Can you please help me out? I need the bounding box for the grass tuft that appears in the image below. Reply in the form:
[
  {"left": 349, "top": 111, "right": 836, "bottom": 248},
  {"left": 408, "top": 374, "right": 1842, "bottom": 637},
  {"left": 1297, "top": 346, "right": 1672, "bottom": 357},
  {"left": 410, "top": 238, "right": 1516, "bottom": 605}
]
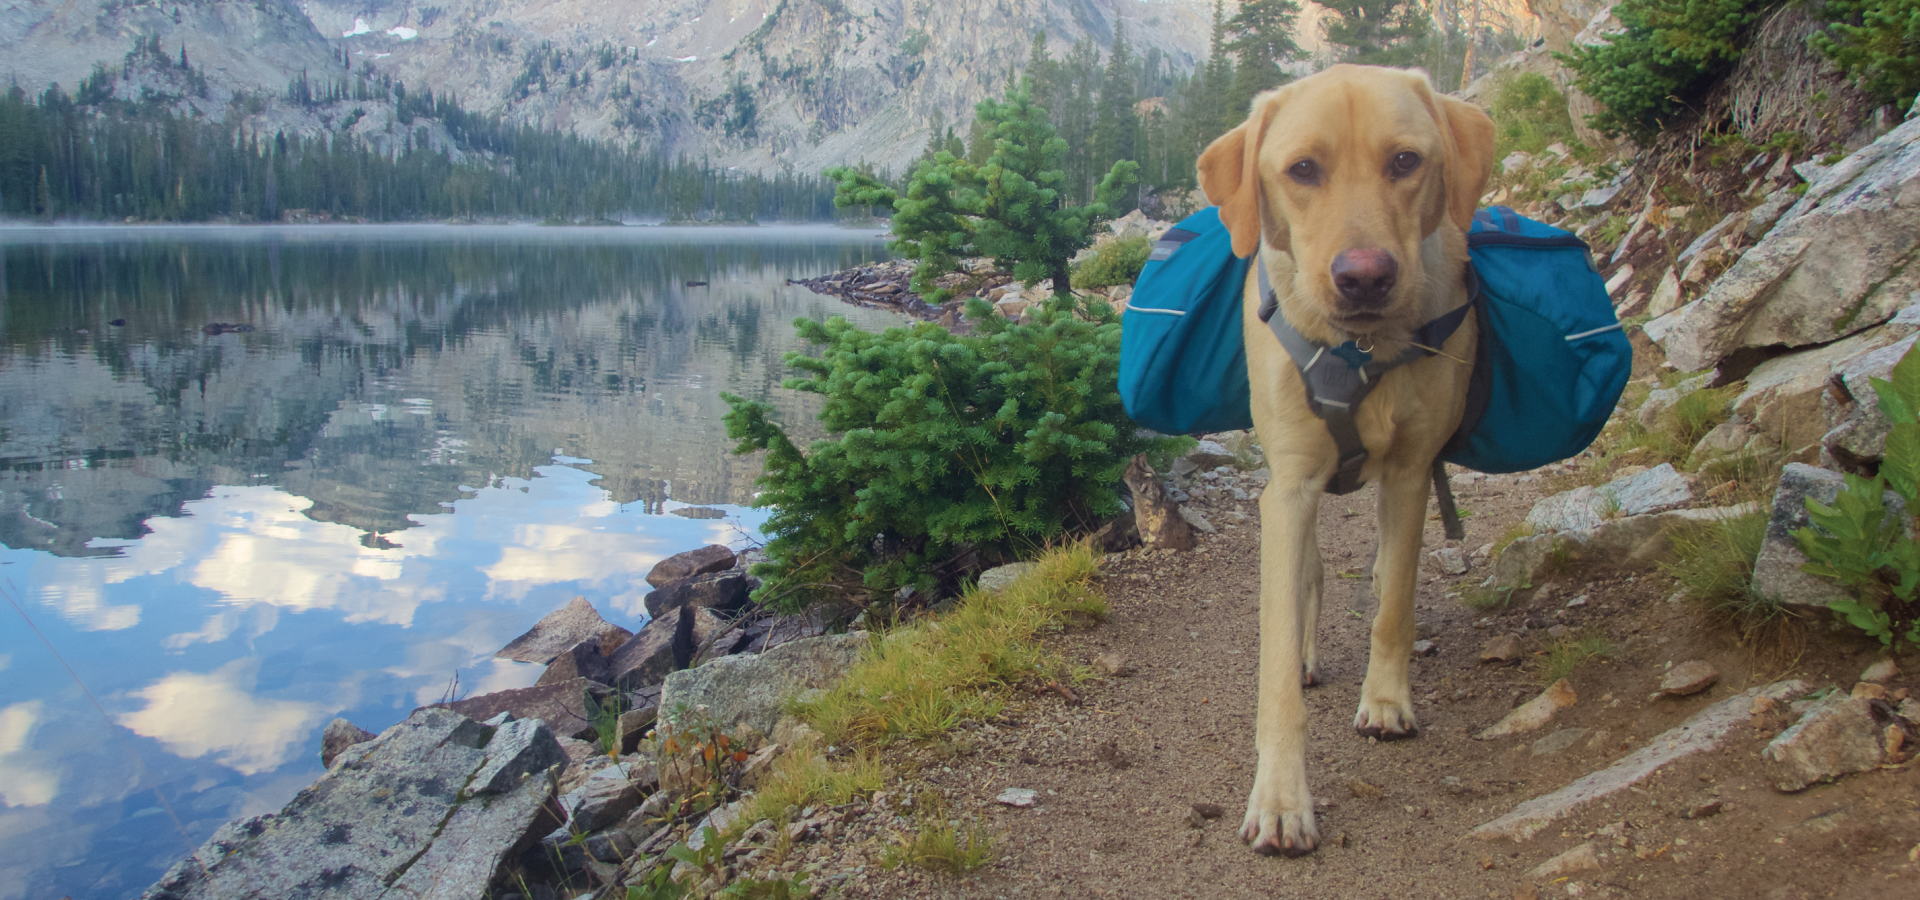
[
  {"left": 795, "top": 542, "right": 1107, "bottom": 746},
  {"left": 1532, "top": 633, "right": 1614, "bottom": 685},
  {"left": 745, "top": 738, "right": 887, "bottom": 827}
]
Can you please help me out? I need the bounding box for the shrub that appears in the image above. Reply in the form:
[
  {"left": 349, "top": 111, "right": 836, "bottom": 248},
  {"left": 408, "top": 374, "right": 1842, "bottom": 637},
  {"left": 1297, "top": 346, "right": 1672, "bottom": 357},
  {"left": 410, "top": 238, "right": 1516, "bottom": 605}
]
[
  {"left": 1560, "top": 0, "right": 1775, "bottom": 141},
  {"left": 1489, "top": 73, "right": 1586, "bottom": 160},
  {"left": 1797, "top": 341, "right": 1920, "bottom": 649},
  {"left": 1069, "top": 235, "right": 1151, "bottom": 289},
  {"left": 1812, "top": 0, "right": 1920, "bottom": 108},
  {"left": 723, "top": 296, "right": 1182, "bottom": 612}
]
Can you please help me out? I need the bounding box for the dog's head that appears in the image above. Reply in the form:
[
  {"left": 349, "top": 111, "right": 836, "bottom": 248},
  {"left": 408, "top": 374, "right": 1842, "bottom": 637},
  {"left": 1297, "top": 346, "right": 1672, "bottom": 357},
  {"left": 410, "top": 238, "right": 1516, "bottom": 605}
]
[{"left": 1199, "top": 65, "right": 1496, "bottom": 338}]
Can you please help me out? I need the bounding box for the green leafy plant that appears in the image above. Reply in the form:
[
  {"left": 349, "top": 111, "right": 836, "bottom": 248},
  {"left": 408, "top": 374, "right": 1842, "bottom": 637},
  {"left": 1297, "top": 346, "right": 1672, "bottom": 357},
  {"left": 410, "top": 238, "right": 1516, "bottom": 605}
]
[
  {"left": 723, "top": 297, "right": 1182, "bottom": 612},
  {"left": 583, "top": 689, "right": 629, "bottom": 757},
  {"left": 1069, "top": 235, "right": 1151, "bottom": 289},
  {"left": 1812, "top": 0, "right": 1920, "bottom": 108},
  {"left": 1559, "top": 0, "right": 1773, "bottom": 141},
  {"left": 1488, "top": 73, "right": 1586, "bottom": 160},
  {"left": 1796, "top": 341, "right": 1920, "bottom": 649}
]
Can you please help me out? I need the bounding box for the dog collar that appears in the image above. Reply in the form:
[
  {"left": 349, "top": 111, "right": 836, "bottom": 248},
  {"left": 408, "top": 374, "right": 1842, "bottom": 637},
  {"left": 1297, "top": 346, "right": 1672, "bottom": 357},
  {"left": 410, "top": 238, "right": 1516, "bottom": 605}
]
[{"left": 1256, "top": 256, "right": 1477, "bottom": 495}]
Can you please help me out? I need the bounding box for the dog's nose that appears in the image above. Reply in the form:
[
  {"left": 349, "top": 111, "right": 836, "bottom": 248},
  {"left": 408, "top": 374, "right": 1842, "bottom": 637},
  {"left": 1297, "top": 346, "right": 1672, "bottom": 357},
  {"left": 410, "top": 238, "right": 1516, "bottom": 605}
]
[{"left": 1331, "top": 248, "right": 1398, "bottom": 308}]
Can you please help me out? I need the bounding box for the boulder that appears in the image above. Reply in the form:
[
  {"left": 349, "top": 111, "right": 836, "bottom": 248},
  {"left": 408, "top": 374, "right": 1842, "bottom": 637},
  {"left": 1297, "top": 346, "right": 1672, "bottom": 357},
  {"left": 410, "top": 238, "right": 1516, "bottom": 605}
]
[
  {"left": 1430, "top": 547, "right": 1470, "bottom": 575},
  {"left": 1823, "top": 331, "right": 1920, "bottom": 466},
  {"left": 1486, "top": 504, "right": 1759, "bottom": 591},
  {"left": 495, "top": 596, "right": 633, "bottom": 664},
  {"left": 608, "top": 605, "right": 728, "bottom": 691},
  {"left": 1732, "top": 326, "right": 1905, "bottom": 453},
  {"left": 558, "top": 759, "right": 654, "bottom": 833},
  {"left": 738, "top": 615, "right": 828, "bottom": 654},
  {"left": 1123, "top": 456, "right": 1195, "bottom": 551},
  {"left": 536, "top": 638, "right": 612, "bottom": 688},
  {"left": 1763, "top": 691, "right": 1888, "bottom": 791},
  {"left": 319, "top": 718, "right": 375, "bottom": 769},
  {"left": 976, "top": 562, "right": 1037, "bottom": 593},
  {"left": 645, "top": 544, "right": 738, "bottom": 588},
  {"left": 658, "top": 632, "right": 869, "bottom": 737},
  {"left": 642, "top": 571, "right": 752, "bottom": 620},
  {"left": 1522, "top": 464, "right": 1694, "bottom": 534},
  {"left": 1751, "top": 463, "right": 1908, "bottom": 606},
  {"left": 1655, "top": 112, "right": 1920, "bottom": 372},
  {"left": 141, "top": 709, "right": 564, "bottom": 900},
  {"left": 437, "top": 678, "right": 612, "bottom": 742}
]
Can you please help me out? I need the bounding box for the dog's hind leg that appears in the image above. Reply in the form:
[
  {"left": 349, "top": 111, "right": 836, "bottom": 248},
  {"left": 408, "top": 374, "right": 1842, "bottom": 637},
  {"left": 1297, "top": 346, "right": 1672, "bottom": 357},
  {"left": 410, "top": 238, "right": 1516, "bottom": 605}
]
[
  {"left": 1300, "top": 528, "right": 1323, "bottom": 687},
  {"left": 1242, "top": 472, "right": 1323, "bottom": 857},
  {"left": 1354, "top": 460, "right": 1428, "bottom": 740}
]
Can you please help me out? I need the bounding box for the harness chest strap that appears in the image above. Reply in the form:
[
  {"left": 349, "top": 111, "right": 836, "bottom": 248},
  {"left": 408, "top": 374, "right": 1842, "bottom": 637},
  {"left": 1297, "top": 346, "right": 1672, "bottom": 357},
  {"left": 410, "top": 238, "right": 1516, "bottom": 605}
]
[{"left": 1254, "top": 255, "right": 1476, "bottom": 498}]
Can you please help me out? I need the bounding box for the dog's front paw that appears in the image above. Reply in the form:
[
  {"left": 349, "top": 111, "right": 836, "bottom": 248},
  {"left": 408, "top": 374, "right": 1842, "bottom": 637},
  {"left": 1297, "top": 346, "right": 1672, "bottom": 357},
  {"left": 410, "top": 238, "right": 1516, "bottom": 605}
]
[
  {"left": 1240, "top": 796, "right": 1319, "bottom": 857},
  {"left": 1353, "top": 695, "right": 1419, "bottom": 740}
]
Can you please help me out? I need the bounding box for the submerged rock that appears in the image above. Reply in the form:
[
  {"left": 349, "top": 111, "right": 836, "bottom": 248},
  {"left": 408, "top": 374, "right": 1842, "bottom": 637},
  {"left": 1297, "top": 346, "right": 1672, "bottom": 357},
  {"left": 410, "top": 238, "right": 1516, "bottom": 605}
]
[{"left": 142, "top": 708, "right": 564, "bottom": 900}]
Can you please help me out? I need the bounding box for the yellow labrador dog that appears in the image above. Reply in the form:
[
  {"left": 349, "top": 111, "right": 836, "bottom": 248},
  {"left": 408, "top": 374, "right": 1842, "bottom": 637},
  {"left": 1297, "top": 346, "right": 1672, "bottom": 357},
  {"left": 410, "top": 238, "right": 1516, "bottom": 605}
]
[{"left": 1197, "top": 65, "right": 1495, "bottom": 857}]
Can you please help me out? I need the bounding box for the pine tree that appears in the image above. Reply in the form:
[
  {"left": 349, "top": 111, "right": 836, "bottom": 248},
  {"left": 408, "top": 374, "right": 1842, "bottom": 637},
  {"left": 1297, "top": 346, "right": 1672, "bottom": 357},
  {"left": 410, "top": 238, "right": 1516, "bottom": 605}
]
[
  {"left": 1092, "top": 20, "right": 1140, "bottom": 213},
  {"left": 1226, "top": 0, "right": 1303, "bottom": 114},
  {"left": 826, "top": 79, "right": 1137, "bottom": 302},
  {"left": 1321, "top": 0, "right": 1433, "bottom": 67}
]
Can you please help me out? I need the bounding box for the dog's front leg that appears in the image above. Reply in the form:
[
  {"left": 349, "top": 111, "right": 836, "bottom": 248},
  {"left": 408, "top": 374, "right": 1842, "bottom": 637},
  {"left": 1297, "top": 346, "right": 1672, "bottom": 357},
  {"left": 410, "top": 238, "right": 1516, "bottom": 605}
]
[
  {"left": 1355, "top": 460, "right": 1428, "bottom": 739},
  {"left": 1242, "top": 470, "right": 1322, "bottom": 857}
]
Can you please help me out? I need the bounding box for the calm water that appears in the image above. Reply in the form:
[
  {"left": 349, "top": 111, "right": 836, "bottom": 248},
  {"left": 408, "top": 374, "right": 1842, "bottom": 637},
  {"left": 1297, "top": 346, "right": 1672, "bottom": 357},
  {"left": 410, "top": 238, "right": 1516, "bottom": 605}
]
[{"left": 0, "top": 224, "right": 899, "bottom": 900}]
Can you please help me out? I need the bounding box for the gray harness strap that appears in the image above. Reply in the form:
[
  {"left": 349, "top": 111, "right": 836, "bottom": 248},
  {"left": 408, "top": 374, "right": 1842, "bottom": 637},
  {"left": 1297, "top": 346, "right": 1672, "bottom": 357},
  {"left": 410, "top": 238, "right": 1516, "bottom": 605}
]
[{"left": 1256, "top": 257, "right": 1474, "bottom": 514}]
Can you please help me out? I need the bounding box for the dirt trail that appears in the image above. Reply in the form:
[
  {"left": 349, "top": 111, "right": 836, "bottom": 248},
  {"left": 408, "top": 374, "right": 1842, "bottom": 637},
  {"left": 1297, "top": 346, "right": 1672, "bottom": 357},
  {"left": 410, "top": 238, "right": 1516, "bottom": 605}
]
[{"left": 851, "top": 472, "right": 1920, "bottom": 900}]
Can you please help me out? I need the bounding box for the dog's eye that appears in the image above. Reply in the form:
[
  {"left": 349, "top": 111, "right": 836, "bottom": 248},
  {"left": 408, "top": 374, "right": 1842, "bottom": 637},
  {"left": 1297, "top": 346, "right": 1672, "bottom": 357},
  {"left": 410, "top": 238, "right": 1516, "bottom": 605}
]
[
  {"left": 1390, "top": 151, "right": 1422, "bottom": 177},
  {"left": 1288, "top": 159, "right": 1320, "bottom": 185}
]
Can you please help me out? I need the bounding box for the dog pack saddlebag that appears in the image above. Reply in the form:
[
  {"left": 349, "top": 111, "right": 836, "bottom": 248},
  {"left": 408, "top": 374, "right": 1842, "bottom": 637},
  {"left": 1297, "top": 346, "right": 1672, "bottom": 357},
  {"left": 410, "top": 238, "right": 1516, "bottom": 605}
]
[
  {"left": 1439, "top": 206, "right": 1632, "bottom": 474},
  {"left": 1117, "top": 206, "right": 1255, "bottom": 435}
]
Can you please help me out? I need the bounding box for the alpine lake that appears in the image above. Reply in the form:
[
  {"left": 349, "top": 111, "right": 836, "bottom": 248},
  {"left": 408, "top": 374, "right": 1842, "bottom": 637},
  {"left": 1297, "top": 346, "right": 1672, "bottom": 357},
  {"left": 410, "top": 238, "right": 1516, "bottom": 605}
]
[{"left": 0, "top": 224, "right": 900, "bottom": 900}]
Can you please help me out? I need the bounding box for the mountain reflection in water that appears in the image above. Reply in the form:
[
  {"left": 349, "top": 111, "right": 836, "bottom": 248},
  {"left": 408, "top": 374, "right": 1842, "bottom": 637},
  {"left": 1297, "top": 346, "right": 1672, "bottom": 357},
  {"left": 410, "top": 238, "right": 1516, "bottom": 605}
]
[{"left": 0, "top": 224, "right": 899, "bottom": 900}]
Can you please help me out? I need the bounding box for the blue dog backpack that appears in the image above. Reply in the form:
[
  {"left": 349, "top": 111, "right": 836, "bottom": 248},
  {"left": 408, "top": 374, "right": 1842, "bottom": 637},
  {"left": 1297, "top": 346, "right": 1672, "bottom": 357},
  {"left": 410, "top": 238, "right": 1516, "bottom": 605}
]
[{"left": 1117, "top": 205, "right": 1631, "bottom": 475}]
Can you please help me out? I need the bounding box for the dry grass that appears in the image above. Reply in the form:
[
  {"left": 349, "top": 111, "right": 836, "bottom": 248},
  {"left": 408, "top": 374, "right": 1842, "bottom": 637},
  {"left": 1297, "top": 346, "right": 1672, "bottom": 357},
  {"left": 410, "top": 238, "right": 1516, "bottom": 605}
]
[{"left": 794, "top": 542, "right": 1106, "bottom": 746}]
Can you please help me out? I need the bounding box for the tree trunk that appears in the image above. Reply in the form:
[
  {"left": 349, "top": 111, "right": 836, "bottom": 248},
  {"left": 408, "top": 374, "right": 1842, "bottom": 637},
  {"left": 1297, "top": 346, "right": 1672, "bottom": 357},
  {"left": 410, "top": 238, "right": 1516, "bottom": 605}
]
[{"left": 1051, "top": 260, "right": 1073, "bottom": 300}]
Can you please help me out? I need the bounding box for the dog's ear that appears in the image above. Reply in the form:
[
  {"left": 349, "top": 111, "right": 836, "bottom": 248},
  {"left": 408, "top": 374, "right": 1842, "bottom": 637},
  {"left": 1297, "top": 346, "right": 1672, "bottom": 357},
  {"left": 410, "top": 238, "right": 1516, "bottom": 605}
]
[
  {"left": 1199, "top": 90, "right": 1284, "bottom": 259},
  {"left": 1436, "top": 95, "right": 1497, "bottom": 232}
]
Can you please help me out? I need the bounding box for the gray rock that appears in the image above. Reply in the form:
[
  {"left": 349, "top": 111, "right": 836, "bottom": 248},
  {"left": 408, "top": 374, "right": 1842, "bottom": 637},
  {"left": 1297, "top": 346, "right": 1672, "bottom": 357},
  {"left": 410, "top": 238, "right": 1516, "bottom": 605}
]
[
  {"left": 1184, "top": 439, "right": 1239, "bottom": 470},
  {"left": 470, "top": 717, "right": 568, "bottom": 795},
  {"left": 658, "top": 632, "right": 868, "bottom": 737},
  {"left": 319, "top": 718, "right": 374, "bottom": 769},
  {"left": 616, "top": 693, "right": 660, "bottom": 754},
  {"left": 1657, "top": 660, "right": 1720, "bottom": 696},
  {"left": 1647, "top": 267, "right": 1684, "bottom": 317},
  {"left": 1763, "top": 691, "right": 1888, "bottom": 791},
  {"left": 1430, "top": 547, "right": 1470, "bottom": 575},
  {"left": 607, "top": 605, "right": 728, "bottom": 691},
  {"left": 142, "top": 709, "right": 563, "bottom": 900},
  {"left": 1734, "top": 327, "right": 1904, "bottom": 453},
  {"left": 537, "top": 638, "right": 613, "bottom": 688},
  {"left": 1745, "top": 188, "right": 1800, "bottom": 240},
  {"left": 1862, "top": 658, "right": 1900, "bottom": 683},
  {"left": 995, "top": 788, "right": 1039, "bottom": 808},
  {"left": 645, "top": 544, "right": 738, "bottom": 588},
  {"left": 1752, "top": 463, "right": 1908, "bottom": 606},
  {"left": 1522, "top": 464, "right": 1693, "bottom": 533},
  {"left": 1530, "top": 727, "right": 1591, "bottom": 757},
  {"left": 1823, "top": 333, "right": 1920, "bottom": 464},
  {"left": 642, "top": 571, "right": 752, "bottom": 620},
  {"left": 1528, "top": 842, "right": 1602, "bottom": 881},
  {"left": 1487, "top": 504, "right": 1759, "bottom": 590},
  {"left": 1678, "top": 211, "right": 1745, "bottom": 263},
  {"left": 976, "top": 562, "right": 1037, "bottom": 593},
  {"left": 1474, "top": 681, "right": 1810, "bottom": 842},
  {"left": 1657, "top": 112, "right": 1920, "bottom": 372},
  {"left": 558, "top": 760, "right": 652, "bottom": 832},
  {"left": 1123, "top": 456, "right": 1195, "bottom": 551},
  {"left": 437, "top": 678, "right": 611, "bottom": 741},
  {"left": 1411, "top": 639, "right": 1439, "bottom": 657},
  {"left": 738, "top": 615, "right": 828, "bottom": 654},
  {"left": 1094, "top": 652, "right": 1136, "bottom": 676},
  {"left": 1178, "top": 505, "right": 1216, "bottom": 534},
  {"left": 496, "top": 596, "right": 634, "bottom": 664},
  {"left": 1637, "top": 374, "right": 1713, "bottom": 432}
]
